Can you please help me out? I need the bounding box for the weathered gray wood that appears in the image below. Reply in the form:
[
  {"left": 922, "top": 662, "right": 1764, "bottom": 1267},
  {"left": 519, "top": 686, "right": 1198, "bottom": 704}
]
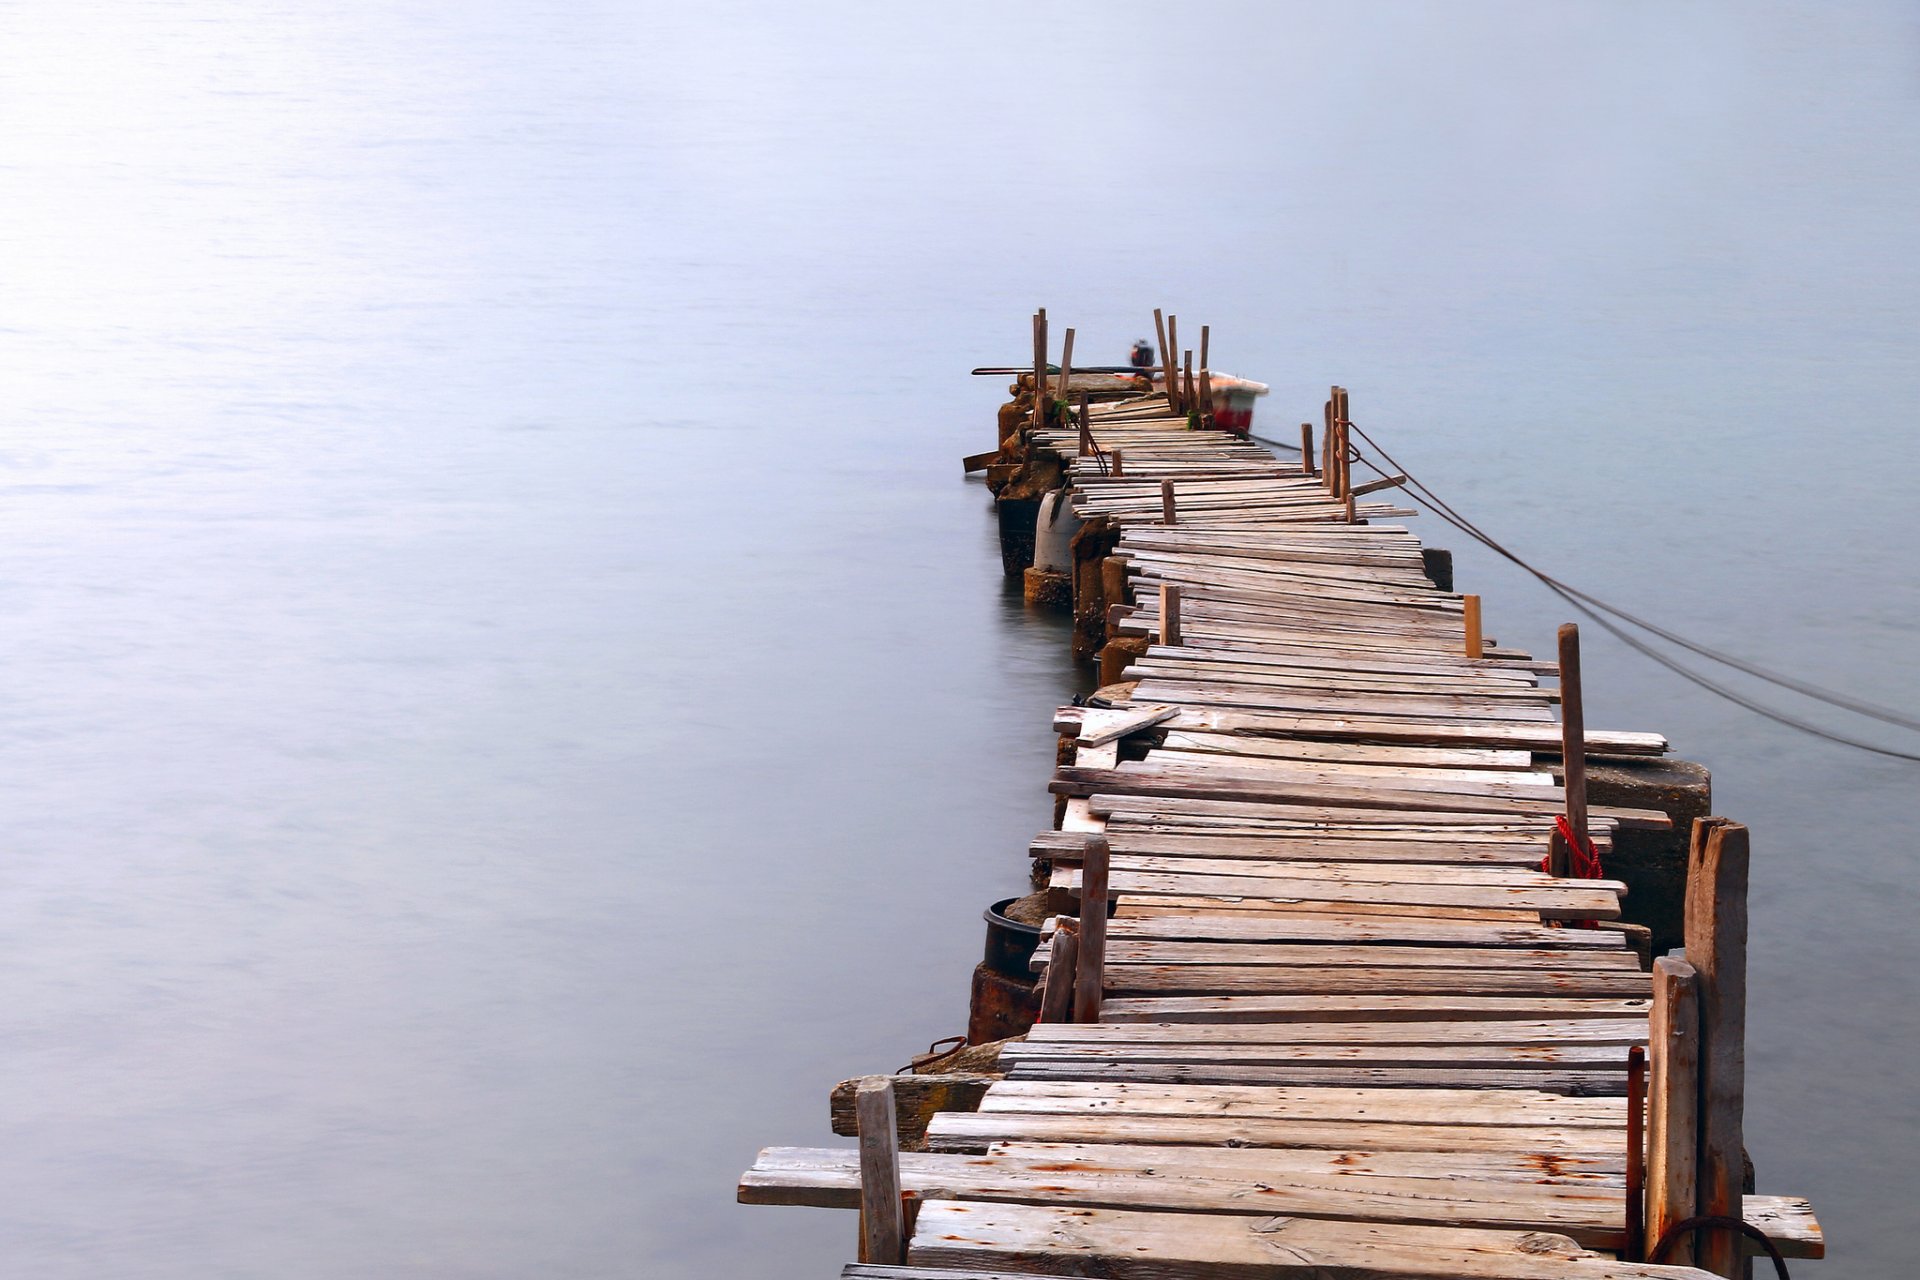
[
  {"left": 856, "top": 1078, "right": 905, "bottom": 1265},
  {"left": 1684, "top": 820, "right": 1748, "bottom": 1278},
  {"left": 1036, "top": 922, "right": 1077, "bottom": 1024},
  {"left": 1559, "top": 622, "right": 1588, "bottom": 863},
  {"left": 1647, "top": 957, "right": 1699, "bottom": 1268},
  {"left": 1072, "top": 837, "right": 1109, "bottom": 1024}
]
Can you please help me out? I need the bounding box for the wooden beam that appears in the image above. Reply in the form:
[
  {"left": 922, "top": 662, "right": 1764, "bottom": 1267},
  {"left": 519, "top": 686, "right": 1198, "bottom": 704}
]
[
  {"left": 1159, "top": 583, "right": 1182, "bottom": 647},
  {"left": 1648, "top": 955, "right": 1700, "bottom": 1267},
  {"left": 1161, "top": 479, "right": 1177, "bottom": 526},
  {"left": 855, "top": 1078, "right": 905, "bottom": 1265},
  {"left": 1686, "top": 819, "right": 1748, "bottom": 1277},
  {"left": 1626, "top": 1043, "right": 1647, "bottom": 1260},
  {"left": 1072, "top": 837, "right": 1111, "bottom": 1023}
]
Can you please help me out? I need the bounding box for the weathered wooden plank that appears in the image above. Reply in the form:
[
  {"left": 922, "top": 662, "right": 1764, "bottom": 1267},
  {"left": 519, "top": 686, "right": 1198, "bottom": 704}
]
[
  {"left": 1099, "top": 993, "right": 1651, "bottom": 1024},
  {"left": 905, "top": 1201, "right": 1722, "bottom": 1278}
]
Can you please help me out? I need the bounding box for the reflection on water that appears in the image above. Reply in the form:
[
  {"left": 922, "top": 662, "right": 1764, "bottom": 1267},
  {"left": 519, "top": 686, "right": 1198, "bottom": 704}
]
[{"left": 0, "top": 3, "right": 1914, "bottom": 1277}]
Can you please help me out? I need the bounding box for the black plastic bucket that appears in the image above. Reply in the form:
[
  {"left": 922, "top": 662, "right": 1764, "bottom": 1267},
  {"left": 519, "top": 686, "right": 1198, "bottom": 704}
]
[{"left": 982, "top": 898, "right": 1043, "bottom": 978}]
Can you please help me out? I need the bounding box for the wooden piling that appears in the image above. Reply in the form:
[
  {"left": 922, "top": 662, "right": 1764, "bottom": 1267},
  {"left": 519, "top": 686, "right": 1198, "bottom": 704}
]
[
  {"left": 855, "top": 1078, "right": 905, "bottom": 1265},
  {"left": 1151, "top": 309, "right": 1170, "bottom": 405},
  {"left": 1159, "top": 582, "right": 1182, "bottom": 647},
  {"left": 1463, "top": 594, "right": 1484, "bottom": 659},
  {"left": 1686, "top": 818, "right": 1749, "bottom": 1278},
  {"left": 1161, "top": 479, "right": 1176, "bottom": 525},
  {"left": 1059, "top": 327, "right": 1075, "bottom": 399},
  {"left": 1300, "top": 423, "right": 1316, "bottom": 477},
  {"left": 1109, "top": 449, "right": 1123, "bottom": 478},
  {"left": 1071, "top": 836, "right": 1110, "bottom": 1024},
  {"left": 1031, "top": 311, "right": 1046, "bottom": 429},
  {"left": 1558, "top": 623, "right": 1588, "bottom": 853},
  {"left": 1183, "top": 350, "right": 1196, "bottom": 418},
  {"left": 1648, "top": 956, "right": 1701, "bottom": 1267}
]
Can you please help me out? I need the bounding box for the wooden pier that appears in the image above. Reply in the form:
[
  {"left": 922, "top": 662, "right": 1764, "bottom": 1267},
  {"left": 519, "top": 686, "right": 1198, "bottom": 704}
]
[{"left": 739, "top": 321, "right": 1823, "bottom": 1279}]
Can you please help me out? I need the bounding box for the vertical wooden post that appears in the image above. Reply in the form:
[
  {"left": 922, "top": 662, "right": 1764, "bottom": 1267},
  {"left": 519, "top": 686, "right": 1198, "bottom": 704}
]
[
  {"left": 1343, "top": 494, "right": 1356, "bottom": 523},
  {"left": 855, "top": 1078, "right": 905, "bottom": 1265},
  {"left": 1072, "top": 836, "right": 1110, "bottom": 1023},
  {"left": 1037, "top": 921, "right": 1079, "bottom": 1024},
  {"left": 1183, "top": 350, "right": 1195, "bottom": 418},
  {"left": 1558, "top": 623, "right": 1588, "bottom": 853},
  {"left": 1335, "top": 387, "right": 1352, "bottom": 500},
  {"left": 1159, "top": 583, "right": 1182, "bottom": 647},
  {"left": 1031, "top": 311, "right": 1047, "bottom": 429},
  {"left": 1058, "top": 327, "right": 1075, "bottom": 402},
  {"left": 1463, "top": 595, "right": 1485, "bottom": 659},
  {"left": 1648, "top": 956, "right": 1701, "bottom": 1267},
  {"left": 1198, "top": 323, "right": 1209, "bottom": 371},
  {"left": 1077, "top": 391, "right": 1093, "bottom": 461},
  {"left": 1151, "top": 309, "right": 1170, "bottom": 404},
  {"left": 1300, "top": 423, "right": 1316, "bottom": 477},
  {"left": 1165, "top": 316, "right": 1181, "bottom": 413},
  {"left": 1686, "top": 818, "right": 1749, "bottom": 1278},
  {"left": 1321, "top": 398, "right": 1334, "bottom": 489},
  {"left": 1161, "top": 479, "right": 1176, "bottom": 525},
  {"left": 1626, "top": 1044, "right": 1647, "bottom": 1261},
  {"left": 1110, "top": 449, "right": 1123, "bottom": 478}
]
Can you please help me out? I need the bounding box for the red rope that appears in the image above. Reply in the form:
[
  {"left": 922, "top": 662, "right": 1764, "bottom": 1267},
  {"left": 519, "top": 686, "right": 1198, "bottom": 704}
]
[{"left": 1552, "top": 814, "right": 1605, "bottom": 878}]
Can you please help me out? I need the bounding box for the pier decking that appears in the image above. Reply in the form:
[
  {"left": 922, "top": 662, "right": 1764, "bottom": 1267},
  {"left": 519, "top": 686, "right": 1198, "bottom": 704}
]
[{"left": 739, "top": 337, "right": 1822, "bottom": 1279}]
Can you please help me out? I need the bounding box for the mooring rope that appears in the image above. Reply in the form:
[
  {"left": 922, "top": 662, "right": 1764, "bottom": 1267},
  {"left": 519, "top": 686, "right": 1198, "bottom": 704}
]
[{"left": 1327, "top": 421, "right": 1920, "bottom": 764}]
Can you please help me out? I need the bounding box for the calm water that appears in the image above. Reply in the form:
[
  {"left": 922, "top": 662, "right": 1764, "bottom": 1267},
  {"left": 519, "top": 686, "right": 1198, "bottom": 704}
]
[{"left": 1, "top": 3, "right": 1914, "bottom": 1276}]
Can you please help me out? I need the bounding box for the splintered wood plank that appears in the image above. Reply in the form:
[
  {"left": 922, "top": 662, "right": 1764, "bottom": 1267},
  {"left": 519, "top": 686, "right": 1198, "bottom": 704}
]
[
  {"left": 1002, "top": 1061, "right": 1630, "bottom": 1095},
  {"left": 1098, "top": 912, "right": 1626, "bottom": 949},
  {"left": 976, "top": 1079, "right": 1629, "bottom": 1125},
  {"left": 1032, "top": 829, "right": 1557, "bottom": 866},
  {"left": 1098, "top": 993, "right": 1651, "bottom": 1024},
  {"left": 1056, "top": 865, "right": 1623, "bottom": 920},
  {"left": 1023, "top": 1018, "right": 1651, "bottom": 1045},
  {"left": 905, "top": 1201, "right": 1721, "bottom": 1278},
  {"left": 1084, "top": 942, "right": 1643, "bottom": 971},
  {"left": 743, "top": 1147, "right": 1633, "bottom": 1248},
  {"left": 924, "top": 1110, "right": 1628, "bottom": 1157},
  {"left": 1083, "top": 964, "right": 1650, "bottom": 998}
]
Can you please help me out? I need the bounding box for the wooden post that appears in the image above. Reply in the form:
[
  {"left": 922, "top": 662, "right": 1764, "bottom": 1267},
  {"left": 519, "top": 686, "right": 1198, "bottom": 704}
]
[
  {"left": 1072, "top": 836, "right": 1109, "bottom": 1023},
  {"left": 1077, "top": 391, "right": 1092, "bottom": 461},
  {"left": 1334, "top": 387, "right": 1352, "bottom": 500},
  {"left": 855, "top": 1078, "right": 905, "bottom": 1265},
  {"left": 1159, "top": 583, "right": 1181, "bottom": 647},
  {"left": 1198, "top": 323, "right": 1209, "bottom": 371},
  {"left": 1037, "top": 922, "right": 1079, "bottom": 1024},
  {"left": 1058, "top": 327, "right": 1075, "bottom": 403},
  {"left": 1109, "top": 449, "right": 1123, "bottom": 478},
  {"left": 1183, "top": 350, "right": 1195, "bottom": 418},
  {"left": 1321, "top": 398, "right": 1334, "bottom": 490},
  {"left": 1165, "top": 315, "right": 1181, "bottom": 413},
  {"left": 1300, "top": 423, "right": 1316, "bottom": 477},
  {"left": 1031, "top": 311, "right": 1047, "bottom": 429},
  {"left": 1161, "top": 479, "right": 1176, "bottom": 525},
  {"left": 1626, "top": 1044, "right": 1647, "bottom": 1261},
  {"left": 1343, "top": 493, "right": 1356, "bottom": 523},
  {"left": 1151, "top": 309, "right": 1170, "bottom": 405},
  {"left": 1686, "top": 818, "right": 1749, "bottom": 1278},
  {"left": 1648, "top": 956, "right": 1701, "bottom": 1267},
  {"left": 1558, "top": 623, "right": 1588, "bottom": 853},
  {"left": 1463, "top": 595, "right": 1484, "bottom": 659}
]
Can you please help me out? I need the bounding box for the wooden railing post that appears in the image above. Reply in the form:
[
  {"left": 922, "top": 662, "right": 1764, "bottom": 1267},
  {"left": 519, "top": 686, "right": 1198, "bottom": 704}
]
[
  {"left": 1686, "top": 818, "right": 1749, "bottom": 1277},
  {"left": 1300, "top": 423, "right": 1316, "bottom": 477},
  {"left": 1648, "top": 955, "right": 1701, "bottom": 1267},
  {"left": 1110, "top": 449, "right": 1123, "bottom": 478},
  {"left": 1556, "top": 623, "right": 1588, "bottom": 878},
  {"left": 1463, "top": 595, "right": 1484, "bottom": 659},
  {"left": 1161, "top": 479, "right": 1177, "bottom": 525},
  {"left": 1072, "top": 836, "right": 1110, "bottom": 1023},
  {"left": 855, "top": 1078, "right": 905, "bottom": 1265},
  {"left": 1152, "top": 309, "right": 1170, "bottom": 406},
  {"left": 1031, "top": 310, "right": 1047, "bottom": 429},
  {"left": 1165, "top": 315, "right": 1181, "bottom": 413},
  {"left": 1322, "top": 398, "right": 1334, "bottom": 488},
  {"left": 1037, "top": 920, "right": 1079, "bottom": 1023},
  {"left": 1159, "top": 583, "right": 1182, "bottom": 647},
  {"left": 1058, "top": 326, "right": 1075, "bottom": 401}
]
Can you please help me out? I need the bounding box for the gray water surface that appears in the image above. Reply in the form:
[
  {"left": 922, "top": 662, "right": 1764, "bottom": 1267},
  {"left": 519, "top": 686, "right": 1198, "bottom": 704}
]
[{"left": 1, "top": 3, "right": 1914, "bottom": 1276}]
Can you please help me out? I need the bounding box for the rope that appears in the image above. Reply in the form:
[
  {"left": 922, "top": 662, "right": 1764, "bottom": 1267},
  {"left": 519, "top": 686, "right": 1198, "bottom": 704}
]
[
  {"left": 1551, "top": 814, "right": 1606, "bottom": 878},
  {"left": 1331, "top": 420, "right": 1920, "bottom": 764},
  {"left": 1647, "top": 1215, "right": 1790, "bottom": 1279}
]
